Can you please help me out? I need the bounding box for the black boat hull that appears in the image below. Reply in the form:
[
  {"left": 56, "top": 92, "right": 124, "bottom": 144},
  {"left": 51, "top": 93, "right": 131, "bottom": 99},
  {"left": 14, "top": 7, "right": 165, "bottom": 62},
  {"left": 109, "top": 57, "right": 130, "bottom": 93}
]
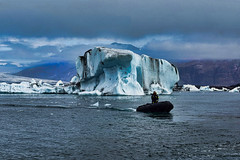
[{"left": 137, "top": 101, "right": 174, "bottom": 113}]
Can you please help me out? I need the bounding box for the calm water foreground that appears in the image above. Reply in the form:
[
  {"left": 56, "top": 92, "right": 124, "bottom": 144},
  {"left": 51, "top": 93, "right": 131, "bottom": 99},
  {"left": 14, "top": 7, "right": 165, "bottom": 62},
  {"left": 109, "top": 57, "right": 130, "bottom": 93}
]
[{"left": 0, "top": 92, "right": 239, "bottom": 160}]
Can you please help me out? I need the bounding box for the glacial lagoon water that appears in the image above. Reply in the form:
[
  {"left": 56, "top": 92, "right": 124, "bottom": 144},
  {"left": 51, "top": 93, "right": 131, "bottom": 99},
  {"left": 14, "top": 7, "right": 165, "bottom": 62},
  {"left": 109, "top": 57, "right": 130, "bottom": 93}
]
[{"left": 0, "top": 92, "right": 239, "bottom": 159}]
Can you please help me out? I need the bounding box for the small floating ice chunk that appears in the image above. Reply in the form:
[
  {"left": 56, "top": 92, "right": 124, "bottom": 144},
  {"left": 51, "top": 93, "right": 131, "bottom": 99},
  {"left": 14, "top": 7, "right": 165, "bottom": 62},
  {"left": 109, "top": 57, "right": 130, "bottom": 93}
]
[
  {"left": 229, "top": 87, "right": 240, "bottom": 93},
  {"left": 78, "top": 90, "right": 102, "bottom": 96},
  {"left": 104, "top": 104, "right": 111, "bottom": 107},
  {"left": 91, "top": 102, "right": 99, "bottom": 107},
  {"left": 70, "top": 76, "right": 80, "bottom": 84},
  {"left": 55, "top": 80, "right": 64, "bottom": 87},
  {"left": 0, "top": 82, "right": 11, "bottom": 93},
  {"left": 200, "top": 86, "right": 214, "bottom": 91},
  {"left": 211, "top": 87, "right": 222, "bottom": 92},
  {"left": 31, "top": 79, "right": 37, "bottom": 85},
  {"left": 182, "top": 84, "right": 200, "bottom": 92},
  {"left": 38, "top": 80, "right": 43, "bottom": 87}
]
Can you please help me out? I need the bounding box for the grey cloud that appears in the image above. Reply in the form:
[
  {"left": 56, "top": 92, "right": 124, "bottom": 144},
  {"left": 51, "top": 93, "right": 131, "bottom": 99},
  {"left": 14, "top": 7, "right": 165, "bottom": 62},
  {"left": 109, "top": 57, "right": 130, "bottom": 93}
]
[
  {"left": 1, "top": 34, "right": 240, "bottom": 72},
  {"left": 1, "top": 0, "right": 240, "bottom": 38},
  {"left": 142, "top": 37, "right": 240, "bottom": 60},
  {"left": 0, "top": 37, "right": 109, "bottom": 66},
  {"left": 0, "top": 44, "right": 12, "bottom": 51}
]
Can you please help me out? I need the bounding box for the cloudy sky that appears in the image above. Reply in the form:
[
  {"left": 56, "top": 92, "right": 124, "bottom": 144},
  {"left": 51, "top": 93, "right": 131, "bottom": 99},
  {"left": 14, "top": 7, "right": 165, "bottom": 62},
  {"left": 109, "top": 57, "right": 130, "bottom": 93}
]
[{"left": 1, "top": 0, "right": 240, "bottom": 72}]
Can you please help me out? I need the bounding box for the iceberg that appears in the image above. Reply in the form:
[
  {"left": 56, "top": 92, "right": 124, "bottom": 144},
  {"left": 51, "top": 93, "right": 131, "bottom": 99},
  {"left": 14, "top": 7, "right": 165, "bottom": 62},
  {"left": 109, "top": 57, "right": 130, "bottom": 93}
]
[
  {"left": 229, "top": 87, "right": 240, "bottom": 93},
  {"left": 211, "top": 87, "right": 224, "bottom": 92},
  {"left": 0, "top": 82, "right": 11, "bottom": 93},
  {"left": 70, "top": 76, "right": 80, "bottom": 84},
  {"left": 75, "top": 47, "right": 179, "bottom": 95},
  {"left": 11, "top": 82, "right": 36, "bottom": 93},
  {"left": 200, "top": 86, "right": 214, "bottom": 92},
  {"left": 222, "top": 87, "right": 229, "bottom": 92},
  {"left": 0, "top": 81, "right": 37, "bottom": 94},
  {"left": 55, "top": 80, "right": 64, "bottom": 87},
  {"left": 181, "top": 85, "right": 232, "bottom": 92},
  {"left": 0, "top": 79, "right": 68, "bottom": 94},
  {"left": 181, "top": 84, "right": 200, "bottom": 92}
]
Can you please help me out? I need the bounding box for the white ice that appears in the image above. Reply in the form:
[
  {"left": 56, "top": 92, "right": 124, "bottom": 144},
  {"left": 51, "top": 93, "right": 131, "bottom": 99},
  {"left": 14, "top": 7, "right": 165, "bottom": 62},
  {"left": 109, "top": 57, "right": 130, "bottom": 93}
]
[
  {"left": 0, "top": 82, "right": 11, "bottom": 93},
  {"left": 0, "top": 79, "right": 70, "bottom": 94},
  {"left": 91, "top": 102, "right": 99, "bottom": 107},
  {"left": 200, "top": 86, "right": 214, "bottom": 92},
  {"left": 229, "top": 87, "right": 240, "bottom": 93},
  {"left": 182, "top": 84, "right": 200, "bottom": 92},
  {"left": 181, "top": 85, "right": 233, "bottom": 92},
  {"left": 70, "top": 76, "right": 80, "bottom": 84},
  {"left": 78, "top": 90, "right": 102, "bottom": 96},
  {"left": 75, "top": 47, "right": 179, "bottom": 95}
]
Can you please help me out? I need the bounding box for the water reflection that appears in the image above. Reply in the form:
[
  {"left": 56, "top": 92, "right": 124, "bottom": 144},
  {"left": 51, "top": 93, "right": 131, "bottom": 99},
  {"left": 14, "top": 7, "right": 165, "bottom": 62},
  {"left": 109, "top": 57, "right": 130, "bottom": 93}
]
[{"left": 145, "top": 113, "right": 173, "bottom": 120}]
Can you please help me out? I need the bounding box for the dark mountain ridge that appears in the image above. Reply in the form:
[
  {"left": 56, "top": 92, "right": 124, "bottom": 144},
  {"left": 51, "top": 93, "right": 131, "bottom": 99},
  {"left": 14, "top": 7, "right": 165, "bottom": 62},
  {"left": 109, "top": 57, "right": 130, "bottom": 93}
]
[
  {"left": 176, "top": 60, "right": 240, "bottom": 86},
  {"left": 14, "top": 62, "right": 76, "bottom": 82}
]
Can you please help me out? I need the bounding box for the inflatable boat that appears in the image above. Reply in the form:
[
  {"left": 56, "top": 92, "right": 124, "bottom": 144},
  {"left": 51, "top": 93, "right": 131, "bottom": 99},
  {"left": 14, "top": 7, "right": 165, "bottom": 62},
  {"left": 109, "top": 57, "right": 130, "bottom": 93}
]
[{"left": 137, "top": 101, "right": 174, "bottom": 113}]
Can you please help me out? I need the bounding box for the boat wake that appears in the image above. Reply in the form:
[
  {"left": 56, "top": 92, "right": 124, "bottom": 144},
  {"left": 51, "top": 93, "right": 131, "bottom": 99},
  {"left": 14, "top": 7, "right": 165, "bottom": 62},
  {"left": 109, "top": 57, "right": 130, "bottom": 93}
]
[
  {"left": 88, "top": 102, "right": 136, "bottom": 112},
  {"left": 0, "top": 103, "right": 70, "bottom": 109}
]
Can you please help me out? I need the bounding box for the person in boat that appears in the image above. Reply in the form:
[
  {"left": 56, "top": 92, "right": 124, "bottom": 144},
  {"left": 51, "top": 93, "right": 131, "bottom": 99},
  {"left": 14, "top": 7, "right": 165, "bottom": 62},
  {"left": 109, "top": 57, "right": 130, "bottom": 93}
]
[{"left": 151, "top": 91, "right": 159, "bottom": 104}]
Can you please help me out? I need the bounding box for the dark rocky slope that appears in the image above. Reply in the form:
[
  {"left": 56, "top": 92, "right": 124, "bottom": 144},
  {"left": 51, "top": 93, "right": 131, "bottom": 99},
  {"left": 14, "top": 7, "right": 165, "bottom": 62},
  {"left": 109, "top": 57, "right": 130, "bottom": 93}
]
[{"left": 176, "top": 60, "right": 240, "bottom": 86}]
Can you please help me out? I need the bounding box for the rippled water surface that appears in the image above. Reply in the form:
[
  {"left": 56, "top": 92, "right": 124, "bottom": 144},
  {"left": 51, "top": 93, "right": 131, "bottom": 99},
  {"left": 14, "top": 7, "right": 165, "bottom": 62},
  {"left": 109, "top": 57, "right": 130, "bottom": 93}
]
[{"left": 0, "top": 92, "right": 239, "bottom": 159}]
